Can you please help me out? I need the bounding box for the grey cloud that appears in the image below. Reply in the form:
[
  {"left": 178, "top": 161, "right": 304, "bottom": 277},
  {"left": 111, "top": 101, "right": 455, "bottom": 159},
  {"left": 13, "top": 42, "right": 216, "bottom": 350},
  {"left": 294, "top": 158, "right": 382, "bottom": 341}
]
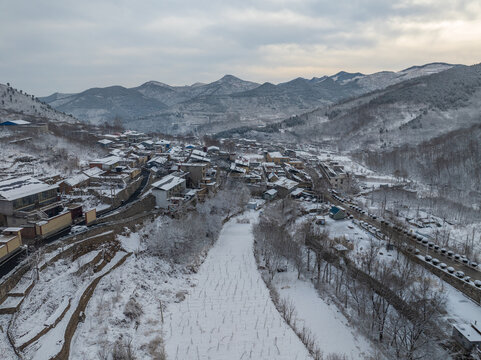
[{"left": 0, "top": 0, "right": 480, "bottom": 95}]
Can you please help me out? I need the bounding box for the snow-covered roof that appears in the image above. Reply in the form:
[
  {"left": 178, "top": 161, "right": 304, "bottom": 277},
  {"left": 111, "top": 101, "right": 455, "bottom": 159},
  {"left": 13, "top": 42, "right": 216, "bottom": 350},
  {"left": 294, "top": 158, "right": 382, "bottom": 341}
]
[
  {"left": 190, "top": 154, "right": 211, "bottom": 163},
  {"left": 207, "top": 146, "right": 220, "bottom": 152},
  {"left": 63, "top": 173, "right": 89, "bottom": 187},
  {"left": 98, "top": 139, "right": 113, "bottom": 145},
  {"left": 454, "top": 323, "right": 481, "bottom": 343},
  {"left": 0, "top": 176, "right": 58, "bottom": 201},
  {"left": 274, "top": 177, "right": 298, "bottom": 190},
  {"left": 265, "top": 189, "right": 278, "bottom": 196},
  {"left": 152, "top": 174, "right": 186, "bottom": 191},
  {"left": 103, "top": 134, "right": 119, "bottom": 140},
  {"left": 155, "top": 139, "right": 170, "bottom": 145},
  {"left": 229, "top": 163, "right": 246, "bottom": 173},
  {"left": 290, "top": 188, "right": 304, "bottom": 196},
  {"left": 83, "top": 167, "right": 105, "bottom": 177},
  {"left": 268, "top": 151, "right": 287, "bottom": 159},
  {"left": 3, "top": 227, "right": 23, "bottom": 232},
  {"left": 148, "top": 156, "right": 168, "bottom": 165},
  {"left": 0, "top": 119, "right": 31, "bottom": 125},
  {"left": 90, "top": 155, "right": 122, "bottom": 166},
  {"left": 192, "top": 149, "right": 207, "bottom": 157}
]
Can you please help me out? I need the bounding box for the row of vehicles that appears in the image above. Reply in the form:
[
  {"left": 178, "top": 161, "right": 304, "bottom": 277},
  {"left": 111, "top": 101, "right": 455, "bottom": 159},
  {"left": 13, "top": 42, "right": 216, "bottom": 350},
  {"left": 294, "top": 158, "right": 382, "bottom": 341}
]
[
  {"left": 412, "top": 251, "right": 481, "bottom": 288},
  {"left": 408, "top": 233, "right": 479, "bottom": 269}
]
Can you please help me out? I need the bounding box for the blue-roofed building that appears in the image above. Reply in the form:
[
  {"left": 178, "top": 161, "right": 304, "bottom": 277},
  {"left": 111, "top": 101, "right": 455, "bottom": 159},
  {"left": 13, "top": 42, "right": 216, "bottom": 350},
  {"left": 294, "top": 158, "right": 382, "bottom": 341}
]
[{"left": 329, "top": 206, "right": 347, "bottom": 220}]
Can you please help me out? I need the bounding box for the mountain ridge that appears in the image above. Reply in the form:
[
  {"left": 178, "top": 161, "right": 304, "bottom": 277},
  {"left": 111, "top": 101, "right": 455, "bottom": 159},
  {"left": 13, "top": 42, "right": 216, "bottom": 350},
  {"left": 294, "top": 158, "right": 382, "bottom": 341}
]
[{"left": 39, "top": 62, "right": 457, "bottom": 134}]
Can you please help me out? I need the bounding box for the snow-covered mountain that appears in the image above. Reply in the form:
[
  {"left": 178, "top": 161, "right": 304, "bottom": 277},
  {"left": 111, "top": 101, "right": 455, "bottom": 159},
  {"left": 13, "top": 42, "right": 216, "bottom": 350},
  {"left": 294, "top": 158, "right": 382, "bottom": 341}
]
[
  {"left": 0, "top": 83, "right": 77, "bottom": 123},
  {"left": 295, "top": 63, "right": 481, "bottom": 151},
  {"left": 39, "top": 63, "right": 455, "bottom": 134}
]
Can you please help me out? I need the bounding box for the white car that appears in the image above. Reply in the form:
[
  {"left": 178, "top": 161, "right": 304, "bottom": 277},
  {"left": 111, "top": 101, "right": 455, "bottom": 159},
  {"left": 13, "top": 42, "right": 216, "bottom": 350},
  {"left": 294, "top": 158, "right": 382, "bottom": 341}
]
[{"left": 70, "top": 225, "right": 87, "bottom": 234}]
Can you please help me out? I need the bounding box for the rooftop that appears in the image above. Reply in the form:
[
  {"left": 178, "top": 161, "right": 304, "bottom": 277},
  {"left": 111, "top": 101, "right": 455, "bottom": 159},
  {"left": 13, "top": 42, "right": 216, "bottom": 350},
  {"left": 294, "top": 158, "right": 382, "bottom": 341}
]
[
  {"left": 0, "top": 176, "right": 58, "bottom": 201},
  {"left": 90, "top": 155, "right": 122, "bottom": 166},
  {"left": 274, "top": 177, "right": 298, "bottom": 190},
  {"left": 455, "top": 323, "right": 481, "bottom": 343},
  {"left": 152, "top": 174, "right": 186, "bottom": 191}
]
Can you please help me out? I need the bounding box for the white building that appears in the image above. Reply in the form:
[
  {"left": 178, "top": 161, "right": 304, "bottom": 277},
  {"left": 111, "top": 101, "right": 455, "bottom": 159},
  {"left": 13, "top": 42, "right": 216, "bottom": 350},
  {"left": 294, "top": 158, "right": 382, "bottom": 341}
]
[{"left": 151, "top": 174, "right": 186, "bottom": 209}]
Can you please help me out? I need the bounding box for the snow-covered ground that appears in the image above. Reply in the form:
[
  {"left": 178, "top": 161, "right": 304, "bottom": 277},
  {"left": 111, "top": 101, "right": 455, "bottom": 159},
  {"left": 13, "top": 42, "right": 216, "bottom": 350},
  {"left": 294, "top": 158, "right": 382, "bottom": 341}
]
[
  {"left": 324, "top": 216, "right": 481, "bottom": 330},
  {"left": 164, "top": 211, "right": 312, "bottom": 360},
  {"left": 70, "top": 232, "right": 194, "bottom": 359},
  {"left": 274, "top": 271, "right": 376, "bottom": 359}
]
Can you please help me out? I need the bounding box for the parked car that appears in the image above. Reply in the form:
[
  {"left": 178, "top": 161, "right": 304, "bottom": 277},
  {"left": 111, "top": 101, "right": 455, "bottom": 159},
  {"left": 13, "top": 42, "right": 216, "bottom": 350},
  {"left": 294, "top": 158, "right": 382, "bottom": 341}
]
[
  {"left": 415, "top": 249, "right": 420, "bottom": 255},
  {"left": 454, "top": 254, "right": 461, "bottom": 261},
  {"left": 440, "top": 248, "right": 447, "bottom": 255},
  {"left": 455, "top": 271, "right": 465, "bottom": 278},
  {"left": 434, "top": 245, "right": 440, "bottom": 251},
  {"left": 447, "top": 251, "right": 454, "bottom": 257},
  {"left": 463, "top": 276, "right": 471, "bottom": 283},
  {"left": 475, "top": 280, "right": 481, "bottom": 288},
  {"left": 425, "top": 255, "right": 432, "bottom": 262},
  {"left": 432, "top": 258, "right": 440, "bottom": 266},
  {"left": 470, "top": 261, "right": 478, "bottom": 268},
  {"left": 462, "top": 258, "right": 469, "bottom": 264},
  {"left": 447, "top": 267, "right": 455, "bottom": 274},
  {"left": 439, "top": 263, "right": 447, "bottom": 269}
]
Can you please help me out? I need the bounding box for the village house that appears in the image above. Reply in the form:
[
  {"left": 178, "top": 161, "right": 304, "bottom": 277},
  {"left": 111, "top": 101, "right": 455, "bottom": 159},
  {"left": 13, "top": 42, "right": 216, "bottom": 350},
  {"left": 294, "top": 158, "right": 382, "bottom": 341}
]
[
  {"left": 273, "top": 177, "right": 298, "bottom": 197},
  {"left": 179, "top": 162, "right": 209, "bottom": 187},
  {"left": 151, "top": 174, "right": 187, "bottom": 209},
  {"left": 329, "top": 206, "right": 347, "bottom": 220},
  {"left": 263, "top": 189, "right": 278, "bottom": 201},
  {"left": 321, "top": 161, "right": 349, "bottom": 191},
  {"left": 266, "top": 151, "right": 290, "bottom": 164},
  {"left": 0, "top": 176, "right": 59, "bottom": 225},
  {"left": 59, "top": 173, "right": 90, "bottom": 194},
  {"left": 89, "top": 155, "right": 122, "bottom": 172}
]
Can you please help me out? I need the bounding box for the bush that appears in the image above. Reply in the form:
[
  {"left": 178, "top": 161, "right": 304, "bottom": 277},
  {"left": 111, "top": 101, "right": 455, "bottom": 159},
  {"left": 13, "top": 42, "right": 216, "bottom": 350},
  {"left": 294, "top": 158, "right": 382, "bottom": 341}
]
[{"left": 123, "top": 297, "right": 143, "bottom": 322}]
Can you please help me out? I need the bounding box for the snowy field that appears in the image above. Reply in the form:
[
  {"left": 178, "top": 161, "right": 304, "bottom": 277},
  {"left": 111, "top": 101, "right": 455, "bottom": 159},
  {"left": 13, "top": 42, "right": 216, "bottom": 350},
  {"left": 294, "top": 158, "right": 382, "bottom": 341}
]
[
  {"left": 274, "top": 271, "right": 376, "bottom": 359},
  {"left": 164, "top": 211, "right": 312, "bottom": 360}
]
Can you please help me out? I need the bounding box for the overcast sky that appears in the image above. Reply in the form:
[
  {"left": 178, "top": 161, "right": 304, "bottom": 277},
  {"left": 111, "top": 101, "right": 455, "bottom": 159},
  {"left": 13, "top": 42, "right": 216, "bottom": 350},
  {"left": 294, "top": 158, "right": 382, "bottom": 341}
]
[{"left": 1, "top": 0, "right": 480, "bottom": 96}]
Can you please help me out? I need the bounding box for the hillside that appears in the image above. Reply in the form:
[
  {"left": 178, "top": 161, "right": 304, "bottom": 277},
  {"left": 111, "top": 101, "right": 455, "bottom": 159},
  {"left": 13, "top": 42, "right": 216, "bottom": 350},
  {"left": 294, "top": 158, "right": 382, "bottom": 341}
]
[
  {"left": 0, "top": 83, "right": 77, "bottom": 124},
  {"left": 39, "top": 63, "right": 454, "bottom": 135},
  {"left": 262, "top": 63, "right": 481, "bottom": 151}
]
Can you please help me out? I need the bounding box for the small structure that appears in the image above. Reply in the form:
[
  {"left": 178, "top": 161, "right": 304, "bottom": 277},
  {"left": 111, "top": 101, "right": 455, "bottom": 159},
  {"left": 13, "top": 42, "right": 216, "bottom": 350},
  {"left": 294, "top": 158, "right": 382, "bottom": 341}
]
[
  {"left": 0, "top": 227, "right": 23, "bottom": 262},
  {"left": 247, "top": 200, "right": 259, "bottom": 210},
  {"left": 35, "top": 211, "right": 72, "bottom": 238},
  {"left": 0, "top": 119, "right": 31, "bottom": 126},
  {"left": 453, "top": 323, "right": 481, "bottom": 352},
  {"left": 329, "top": 206, "right": 347, "bottom": 220},
  {"left": 98, "top": 139, "right": 113, "bottom": 148},
  {"left": 315, "top": 216, "right": 326, "bottom": 225},
  {"left": 85, "top": 209, "right": 97, "bottom": 225},
  {"left": 263, "top": 189, "right": 278, "bottom": 201}
]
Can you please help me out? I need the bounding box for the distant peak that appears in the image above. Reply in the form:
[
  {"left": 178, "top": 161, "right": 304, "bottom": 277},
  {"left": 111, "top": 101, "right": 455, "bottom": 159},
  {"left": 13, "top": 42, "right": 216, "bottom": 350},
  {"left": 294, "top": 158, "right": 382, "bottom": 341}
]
[
  {"left": 400, "top": 62, "right": 454, "bottom": 73},
  {"left": 219, "top": 74, "right": 241, "bottom": 81},
  {"left": 332, "top": 71, "right": 364, "bottom": 78},
  {"left": 141, "top": 80, "right": 171, "bottom": 88}
]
